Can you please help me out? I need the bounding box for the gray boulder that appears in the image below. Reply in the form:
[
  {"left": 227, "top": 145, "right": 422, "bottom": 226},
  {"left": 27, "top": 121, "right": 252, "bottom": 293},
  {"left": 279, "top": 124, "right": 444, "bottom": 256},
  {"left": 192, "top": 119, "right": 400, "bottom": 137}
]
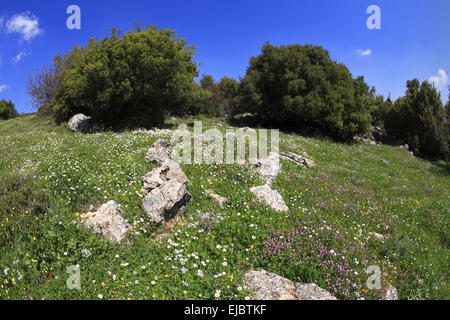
[
  {"left": 250, "top": 184, "right": 289, "bottom": 212},
  {"left": 68, "top": 114, "right": 91, "bottom": 133},
  {"left": 146, "top": 139, "right": 172, "bottom": 164},
  {"left": 142, "top": 159, "right": 191, "bottom": 224},
  {"left": 244, "top": 270, "right": 336, "bottom": 300}
]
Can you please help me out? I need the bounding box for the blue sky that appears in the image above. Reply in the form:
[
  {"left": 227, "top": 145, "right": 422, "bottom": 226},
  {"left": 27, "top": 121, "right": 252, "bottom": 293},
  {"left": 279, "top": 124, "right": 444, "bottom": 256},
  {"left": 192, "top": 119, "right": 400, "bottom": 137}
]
[{"left": 0, "top": 0, "right": 449, "bottom": 114}]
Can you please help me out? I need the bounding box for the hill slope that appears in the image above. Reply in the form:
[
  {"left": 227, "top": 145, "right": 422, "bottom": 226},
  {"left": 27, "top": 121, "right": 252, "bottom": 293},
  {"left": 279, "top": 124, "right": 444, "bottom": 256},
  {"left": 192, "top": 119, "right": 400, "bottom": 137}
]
[{"left": 0, "top": 114, "right": 448, "bottom": 300}]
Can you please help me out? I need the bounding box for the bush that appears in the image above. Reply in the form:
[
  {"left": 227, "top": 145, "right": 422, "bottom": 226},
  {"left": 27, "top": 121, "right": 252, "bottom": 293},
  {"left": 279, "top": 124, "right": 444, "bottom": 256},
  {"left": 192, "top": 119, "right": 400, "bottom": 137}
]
[
  {"left": 0, "top": 99, "right": 18, "bottom": 120},
  {"left": 235, "top": 43, "right": 372, "bottom": 140},
  {"left": 195, "top": 74, "right": 239, "bottom": 117},
  {"left": 384, "top": 79, "right": 449, "bottom": 160},
  {"left": 28, "top": 24, "right": 206, "bottom": 129}
]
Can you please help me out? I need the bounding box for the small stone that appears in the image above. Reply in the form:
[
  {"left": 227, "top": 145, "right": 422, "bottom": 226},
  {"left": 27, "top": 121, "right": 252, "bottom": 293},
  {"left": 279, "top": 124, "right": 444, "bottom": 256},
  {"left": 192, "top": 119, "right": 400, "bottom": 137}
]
[
  {"left": 369, "top": 231, "right": 385, "bottom": 240},
  {"left": 204, "top": 190, "right": 229, "bottom": 208},
  {"left": 384, "top": 285, "right": 398, "bottom": 300},
  {"left": 380, "top": 159, "right": 388, "bottom": 165}
]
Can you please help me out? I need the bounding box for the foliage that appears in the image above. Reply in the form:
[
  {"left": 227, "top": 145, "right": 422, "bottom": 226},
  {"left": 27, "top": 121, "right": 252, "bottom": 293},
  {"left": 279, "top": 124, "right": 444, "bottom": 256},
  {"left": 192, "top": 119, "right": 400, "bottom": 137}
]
[
  {"left": 235, "top": 43, "right": 372, "bottom": 140},
  {"left": 28, "top": 24, "right": 205, "bottom": 129},
  {"left": 0, "top": 99, "right": 18, "bottom": 120},
  {"left": 195, "top": 74, "right": 239, "bottom": 117},
  {"left": 384, "top": 79, "right": 449, "bottom": 160}
]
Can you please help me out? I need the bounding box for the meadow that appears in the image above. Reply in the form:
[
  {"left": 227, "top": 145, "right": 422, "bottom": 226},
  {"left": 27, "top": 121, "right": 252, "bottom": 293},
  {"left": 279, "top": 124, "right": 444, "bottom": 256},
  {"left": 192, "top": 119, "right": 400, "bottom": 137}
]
[{"left": 0, "top": 114, "right": 448, "bottom": 300}]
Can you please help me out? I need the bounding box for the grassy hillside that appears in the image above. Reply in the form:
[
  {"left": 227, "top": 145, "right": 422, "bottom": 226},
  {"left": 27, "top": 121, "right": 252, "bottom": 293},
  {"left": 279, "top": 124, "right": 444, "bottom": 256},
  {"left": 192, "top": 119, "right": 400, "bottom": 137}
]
[{"left": 0, "top": 114, "right": 448, "bottom": 300}]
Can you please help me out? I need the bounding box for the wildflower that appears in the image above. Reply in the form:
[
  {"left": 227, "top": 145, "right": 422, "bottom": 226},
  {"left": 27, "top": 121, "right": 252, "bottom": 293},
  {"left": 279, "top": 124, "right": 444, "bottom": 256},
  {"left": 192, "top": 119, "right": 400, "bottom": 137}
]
[
  {"left": 98, "top": 294, "right": 103, "bottom": 299},
  {"left": 197, "top": 270, "right": 204, "bottom": 277}
]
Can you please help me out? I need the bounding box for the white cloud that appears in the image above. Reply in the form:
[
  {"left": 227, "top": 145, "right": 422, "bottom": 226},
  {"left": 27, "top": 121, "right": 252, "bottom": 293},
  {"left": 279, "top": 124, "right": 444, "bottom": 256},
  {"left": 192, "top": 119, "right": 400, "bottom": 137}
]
[
  {"left": 428, "top": 69, "right": 448, "bottom": 90},
  {"left": 357, "top": 49, "right": 372, "bottom": 56},
  {"left": 0, "top": 84, "right": 9, "bottom": 93},
  {"left": 6, "top": 12, "right": 42, "bottom": 41},
  {"left": 13, "top": 51, "right": 28, "bottom": 63}
]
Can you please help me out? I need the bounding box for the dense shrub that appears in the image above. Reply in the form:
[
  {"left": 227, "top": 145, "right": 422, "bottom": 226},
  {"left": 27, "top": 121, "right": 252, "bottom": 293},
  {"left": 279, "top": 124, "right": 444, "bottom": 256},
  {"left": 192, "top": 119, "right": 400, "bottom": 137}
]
[
  {"left": 384, "top": 79, "right": 449, "bottom": 160},
  {"left": 28, "top": 24, "right": 206, "bottom": 128},
  {"left": 195, "top": 74, "right": 239, "bottom": 117},
  {"left": 0, "top": 99, "right": 18, "bottom": 120},
  {"left": 235, "top": 43, "right": 372, "bottom": 140}
]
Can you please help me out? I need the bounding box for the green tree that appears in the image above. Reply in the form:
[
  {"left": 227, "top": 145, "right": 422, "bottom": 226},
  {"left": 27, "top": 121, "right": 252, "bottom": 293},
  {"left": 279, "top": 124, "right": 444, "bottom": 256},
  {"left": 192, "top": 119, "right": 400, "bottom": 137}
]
[
  {"left": 0, "top": 99, "right": 18, "bottom": 120},
  {"left": 385, "top": 79, "right": 449, "bottom": 160},
  {"left": 235, "top": 43, "right": 372, "bottom": 140},
  {"left": 29, "top": 24, "right": 205, "bottom": 128},
  {"left": 197, "top": 74, "right": 239, "bottom": 117}
]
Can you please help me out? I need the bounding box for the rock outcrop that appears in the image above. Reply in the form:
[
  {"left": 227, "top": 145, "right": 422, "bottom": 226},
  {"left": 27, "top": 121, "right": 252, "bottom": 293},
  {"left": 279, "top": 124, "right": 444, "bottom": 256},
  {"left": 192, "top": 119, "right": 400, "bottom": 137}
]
[
  {"left": 254, "top": 152, "right": 281, "bottom": 185},
  {"left": 146, "top": 139, "right": 172, "bottom": 164},
  {"left": 143, "top": 140, "right": 191, "bottom": 224},
  {"left": 280, "top": 151, "right": 316, "bottom": 168},
  {"left": 244, "top": 270, "right": 336, "bottom": 300},
  {"left": 68, "top": 114, "right": 91, "bottom": 133},
  {"left": 250, "top": 184, "right": 289, "bottom": 212},
  {"left": 80, "top": 200, "right": 131, "bottom": 242}
]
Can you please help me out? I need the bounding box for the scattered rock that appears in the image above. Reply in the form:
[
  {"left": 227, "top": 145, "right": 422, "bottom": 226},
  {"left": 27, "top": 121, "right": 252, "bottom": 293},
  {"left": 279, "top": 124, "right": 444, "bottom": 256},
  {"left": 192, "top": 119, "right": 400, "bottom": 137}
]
[
  {"left": 369, "top": 231, "right": 385, "bottom": 241},
  {"left": 146, "top": 139, "right": 172, "bottom": 165},
  {"left": 244, "top": 270, "right": 336, "bottom": 300},
  {"left": 134, "top": 128, "right": 172, "bottom": 136},
  {"left": 204, "top": 189, "right": 229, "bottom": 208},
  {"left": 280, "top": 151, "right": 316, "bottom": 168},
  {"left": 177, "top": 123, "right": 188, "bottom": 130},
  {"left": 68, "top": 114, "right": 91, "bottom": 133},
  {"left": 383, "top": 285, "right": 398, "bottom": 300},
  {"left": 250, "top": 184, "right": 289, "bottom": 212},
  {"left": 142, "top": 159, "right": 191, "bottom": 224},
  {"left": 400, "top": 144, "right": 410, "bottom": 150},
  {"left": 254, "top": 152, "right": 281, "bottom": 185},
  {"left": 80, "top": 200, "right": 131, "bottom": 242}
]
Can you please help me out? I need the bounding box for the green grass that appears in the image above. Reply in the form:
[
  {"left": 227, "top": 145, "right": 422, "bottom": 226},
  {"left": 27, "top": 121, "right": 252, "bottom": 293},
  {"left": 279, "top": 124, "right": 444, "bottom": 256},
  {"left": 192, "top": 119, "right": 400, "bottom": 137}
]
[{"left": 0, "top": 114, "right": 448, "bottom": 300}]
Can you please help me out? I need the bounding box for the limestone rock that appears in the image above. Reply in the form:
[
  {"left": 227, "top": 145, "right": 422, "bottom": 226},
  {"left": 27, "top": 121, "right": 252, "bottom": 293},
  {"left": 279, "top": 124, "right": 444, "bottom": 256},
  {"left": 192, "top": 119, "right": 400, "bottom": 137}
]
[
  {"left": 80, "top": 200, "right": 131, "bottom": 242},
  {"left": 244, "top": 270, "right": 336, "bottom": 300},
  {"left": 369, "top": 231, "right": 385, "bottom": 241},
  {"left": 280, "top": 151, "right": 316, "bottom": 168},
  {"left": 254, "top": 152, "right": 281, "bottom": 185},
  {"left": 250, "top": 184, "right": 288, "bottom": 212},
  {"left": 142, "top": 159, "right": 191, "bottom": 224},
  {"left": 146, "top": 139, "right": 172, "bottom": 165},
  {"left": 383, "top": 285, "right": 398, "bottom": 300},
  {"left": 68, "top": 114, "right": 91, "bottom": 133},
  {"left": 204, "top": 189, "right": 229, "bottom": 208},
  {"left": 134, "top": 128, "right": 172, "bottom": 136}
]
